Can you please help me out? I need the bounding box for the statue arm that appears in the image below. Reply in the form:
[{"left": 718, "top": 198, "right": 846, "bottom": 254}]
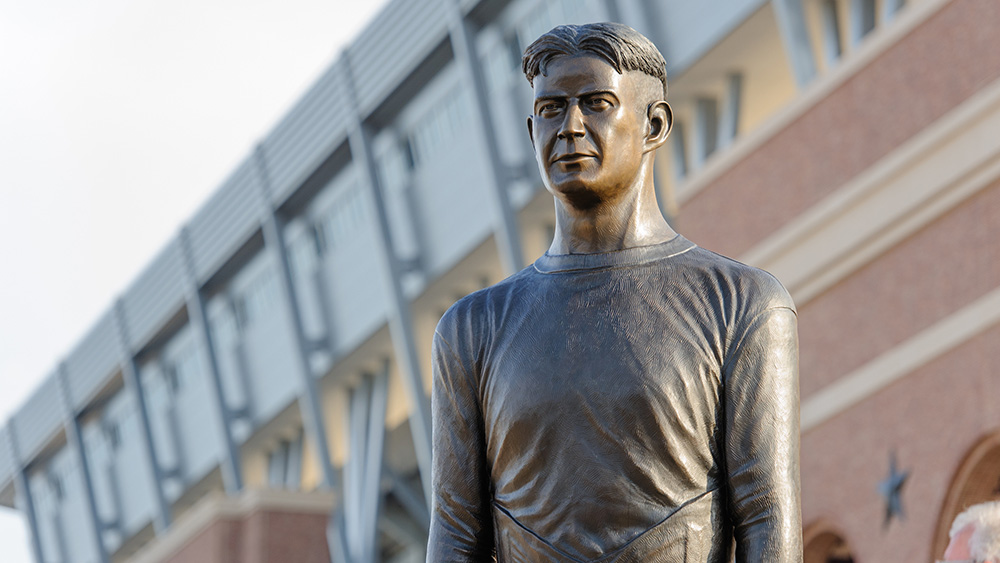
[
  {"left": 427, "top": 330, "right": 495, "bottom": 562},
  {"left": 724, "top": 306, "right": 803, "bottom": 562}
]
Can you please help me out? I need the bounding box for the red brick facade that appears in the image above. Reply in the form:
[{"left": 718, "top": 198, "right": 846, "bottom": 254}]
[
  {"left": 675, "top": 1, "right": 1000, "bottom": 560},
  {"left": 679, "top": 0, "right": 1000, "bottom": 258},
  {"left": 160, "top": 509, "right": 329, "bottom": 563}
]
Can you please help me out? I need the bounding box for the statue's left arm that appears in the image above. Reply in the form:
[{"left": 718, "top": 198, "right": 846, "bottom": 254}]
[{"left": 724, "top": 305, "right": 803, "bottom": 562}]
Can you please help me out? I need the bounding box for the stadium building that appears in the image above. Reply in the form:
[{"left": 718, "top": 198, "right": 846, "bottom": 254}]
[{"left": 2, "top": 0, "right": 999, "bottom": 561}]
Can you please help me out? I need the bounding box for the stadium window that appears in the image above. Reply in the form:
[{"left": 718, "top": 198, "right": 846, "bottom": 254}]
[
  {"left": 267, "top": 430, "right": 303, "bottom": 489},
  {"left": 695, "top": 97, "right": 719, "bottom": 162},
  {"left": 233, "top": 269, "right": 279, "bottom": 330},
  {"left": 48, "top": 471, "right": 64, "bottom": 501},
  {"left": 164, "top": 364, "right": 180, "bottom": 395},
  {"left": 376, "top": 140, "right": 412, "bottom": 195},
  {"left": 408, "top": 89, "right": 471, "bottom": 168},
  {"left": 167, "top": 346, "right": 200, "bottom": 392},
  {"left": 317, "top": 187, "right": 365, "bottom": 255},
  {"left": 822, "top": 0, "right": 843, "bottom": 66},
  {"left": 851, "top": 0, "right": 877, "bottom": 45},
  {"left": 288, "top": 227, "right": 319, "bottom": 282},
  {"left": 210, "top": 305, "right": 240, "bottom": 346},
  {"left": 515, "top": 0, "right": 599, "bottom": 52},
  {"left": 483, "top": 34, "right": 521, "bottom": 94},
  {"left": 672, "top": 120, "right": 689, "bottom": 180},
  {"left": 105, "top": 420, "right": 122, "bottom": 451}
]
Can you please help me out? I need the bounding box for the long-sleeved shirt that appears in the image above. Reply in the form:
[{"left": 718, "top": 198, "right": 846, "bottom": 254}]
[{"left": 428, "top": 235, "right": 802, "bottom": 562}]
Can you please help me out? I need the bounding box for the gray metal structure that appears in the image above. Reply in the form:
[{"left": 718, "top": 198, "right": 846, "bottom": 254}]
[{"left": 0, "top": 0, "right": 887, "bottom": 560}]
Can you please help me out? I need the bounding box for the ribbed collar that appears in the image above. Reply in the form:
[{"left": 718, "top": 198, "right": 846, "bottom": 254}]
[{"left": 533, "top": 235, "right": 696, "bottom": 274}]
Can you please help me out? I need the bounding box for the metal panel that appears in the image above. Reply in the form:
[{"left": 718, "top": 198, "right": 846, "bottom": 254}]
[
  {"left": 226, "top": 254, "right": 300, "bottom": 425},
  {"left": 313, "top": 171, "right": 388, "bottom": 355},
  {"left": 160, "top": 327, "right": 224, "bottom": 486},
  {"left": 185, "top": 159, "right": 263, "bottom": 282},
  {"left": 347, "top": 0, "right": 451, "bottom": 116},
  {"left": 13, "top": 376, "right": 62, "bottom": 462},
  {"left": 120, "top": 240, "right": 186, "bottom": 350},
  {"left": 64, "top": 311, "right": 120, "bottom": 412},
  {"left": 260, "top": 65, "right": 351, "bottom": 204}
]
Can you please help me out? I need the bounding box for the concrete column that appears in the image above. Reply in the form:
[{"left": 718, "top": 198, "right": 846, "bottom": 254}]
[
  {"left": 178, "top": 228, "right": 245, "bottom": 495},
  {"left": 444, "top": 0, "right": 525, "bottom": 275},
  {"left": 55, "top": 365, "right": 110, "bottom": 563},
  {"left": 112, "top": 302, "right": 172, "bottom": 534},
  {"left": 5, "top": 422, "right": 46, "bottom": 563},
  {"left": 340, "top": 56, "right": 434, "bottom": 502},
  {"left": 772, "top": 0, "right": 819, "bottom": 88},
  {"left": 253, "top": 146, "right": 337, "bottom": 490}
]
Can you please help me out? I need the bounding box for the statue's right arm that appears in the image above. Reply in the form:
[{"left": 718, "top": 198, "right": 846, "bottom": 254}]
[{"left": 427, "top": 329, "right": 495, "bottom": 562}]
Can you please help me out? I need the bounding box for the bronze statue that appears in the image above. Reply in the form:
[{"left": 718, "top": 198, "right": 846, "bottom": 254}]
[{"left": 428, "top": 23, "right": 801, "bottom": 562}]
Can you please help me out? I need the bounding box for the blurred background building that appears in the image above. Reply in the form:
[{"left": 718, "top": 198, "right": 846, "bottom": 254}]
[{"left": 1, "top": 0, "right": 998, "bottom": 561}]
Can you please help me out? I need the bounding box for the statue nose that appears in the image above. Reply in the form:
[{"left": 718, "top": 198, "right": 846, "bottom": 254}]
[{"left": 557, "top": 105, "right": 586, "bottom": 139}]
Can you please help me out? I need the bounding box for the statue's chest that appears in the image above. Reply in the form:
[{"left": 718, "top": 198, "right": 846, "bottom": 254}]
[{"left": 479, "top": 308, "right": 724, "bottom": 435}]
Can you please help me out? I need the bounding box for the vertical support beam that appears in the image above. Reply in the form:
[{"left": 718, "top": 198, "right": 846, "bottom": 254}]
[
  {"left": 344, "top": 378, "right": 369, "bottom": 561},
  {"left": 5, "top": 422, "right": 46, "bottom": 563},
  {"left": 327, "top": 512, "right": 351, "bottom": 563},
  {"left": 340, "top": 57, "right": 433, "bottom": 502},
  {"left": 341, "top": 366, "right": 390, "bottom": 563},
  {"left": 112, "top": 302, "right": 172, "bottom": 534},
  {"left": 55, "top": 365, "right": 110, "bottom": 563},
  {"left": 178, "top": 228, "right": 245, "bottom": 495},
  {"left": 444, "top": 0, "right": 524, "bottom": 275},
  {"left": 717, "top": 73, "right": 743, "bottom": 151},
  {"left": 360, "top": 365, "right": 389, "bottom": 562},
  {"left": 771, "top": 0, "right": 819, "bottom": 88},
  {"left": 253, "top": 146, "right": 337, "bottom": 490}
]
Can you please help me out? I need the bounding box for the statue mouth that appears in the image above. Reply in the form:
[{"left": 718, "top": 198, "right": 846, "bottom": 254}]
[{"left": 554, "top": 153, "right": 597, "bottom": 164}]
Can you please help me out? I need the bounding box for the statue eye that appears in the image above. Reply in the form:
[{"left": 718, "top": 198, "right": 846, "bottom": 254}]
[
  {"left": 538, "top": 102, "right": 562, "bottom": 115},
  {"left": 587, "top": 97, "right": 611, "bottom": 110}
]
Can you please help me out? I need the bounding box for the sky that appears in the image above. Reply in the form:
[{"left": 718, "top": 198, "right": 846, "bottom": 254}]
[{"left": 0, "top": 0, "right": 388, "bottom": 559}]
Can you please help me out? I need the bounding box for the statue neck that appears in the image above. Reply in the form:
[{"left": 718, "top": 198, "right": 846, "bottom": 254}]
[{"left": 547, "top": 167, "right": 676, "bottom": 255}]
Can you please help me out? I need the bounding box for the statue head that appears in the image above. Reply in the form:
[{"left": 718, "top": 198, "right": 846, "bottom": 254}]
[{"left": 521, "top": 23, "right": 672, "bottom": 211}]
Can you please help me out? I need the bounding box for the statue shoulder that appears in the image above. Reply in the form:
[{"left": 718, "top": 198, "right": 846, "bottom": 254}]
[
  {"left": 686, "top": 246, "right": 796, "bottom": 314},
  {"left": 434, "top": 266, "right": 537, "bottom": 350}
]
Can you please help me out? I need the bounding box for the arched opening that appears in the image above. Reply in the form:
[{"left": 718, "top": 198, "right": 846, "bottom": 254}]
[
  {"left": 804, "top": 523, "right": 856, "bottom": 563},
  {"left": 932, "top": 431, "right": 1000, "bottom": 559}
]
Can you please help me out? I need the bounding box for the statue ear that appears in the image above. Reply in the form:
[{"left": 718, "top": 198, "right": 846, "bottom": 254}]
[
  {"left": 645, "top": 101, "right": 672, "bottom": 152},
  {"left": 526, "top": 115, "right": 536, "bottom": 150}
]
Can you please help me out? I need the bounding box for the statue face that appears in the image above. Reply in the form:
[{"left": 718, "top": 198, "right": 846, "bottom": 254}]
[{"left": 528, "top": 54, "right": 650, "bottom": 209}]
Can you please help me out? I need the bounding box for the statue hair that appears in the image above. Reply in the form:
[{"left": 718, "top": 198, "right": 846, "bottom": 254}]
[
  {"left": 950, "top": 501, "right": 1000, "bottom": 560},
  {"left": 521, "top": 22, "right": 668, "bottom": 98}
]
